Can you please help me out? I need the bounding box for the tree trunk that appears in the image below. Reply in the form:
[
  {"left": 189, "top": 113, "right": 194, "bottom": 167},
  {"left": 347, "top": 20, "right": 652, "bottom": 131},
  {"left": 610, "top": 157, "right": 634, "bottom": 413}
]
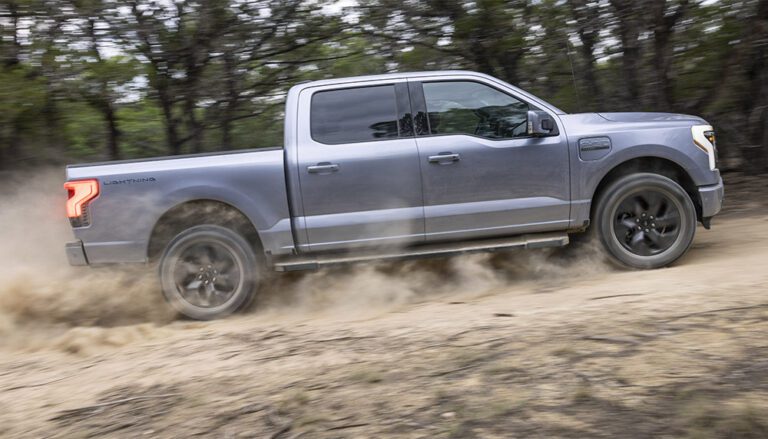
[
  {"left": 498, "top": 48, "right": 524, "bottom": 86},
  {"left": 185, "top": 96, "right": 204, "bottom": 153},
  {"left": 221, "top": 118, "right": 232, "bottom": 152},
  {"left": 181, "top": 34, "right": 210, "bottom": 154},
  {"left": 221, "top": 52, "right": 238, "bottom": 151},
  {"left": 42, "top": 85, "right": 58, "bottom": 150},
  {"left": 5, "top": 118, "right": 22, "bottom": 165},
  {"left": 610, "top": 0, "right": 643, "bottom": 109},
  {"left": 651, "top": 0, "right": 689, "bottom": 112},
  {"left": 570, "top": 0, "right": 602, "bottom": 111},
  {"left": 743, "top": 0, "right": 768, "bottom": 172},
  {"left": 469, "top": 38, "right": 496, "bottom": 77},
  {"left": 158, "top": 85, "right": 182, "bottom": 155},
  {"left": 85, "top": 18, "right": 122, "bottom": 161},
  {"left": 652, "top": 34, "right": 673, "bottom": 111},
  {"left": 4, "top": 1, "right": 21, "bottom": 67},
  {"left": 104, "top": 103, "right": 121, "bottom": 160}
]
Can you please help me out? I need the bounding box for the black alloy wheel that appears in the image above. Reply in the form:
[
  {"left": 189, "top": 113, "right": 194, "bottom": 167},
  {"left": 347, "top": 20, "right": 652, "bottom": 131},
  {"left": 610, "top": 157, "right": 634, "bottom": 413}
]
[
  {"left": 159, "top": 225, "right": 260, "bottom": 320},
  {"left": 612, "top": 190, "right": 682, "bottom": 257},
  {"left": 172, "top": 240, "right": 243, "bottom": 308},
  {"left": 595, "top": 173, "right": 697, "bottom": 269}
]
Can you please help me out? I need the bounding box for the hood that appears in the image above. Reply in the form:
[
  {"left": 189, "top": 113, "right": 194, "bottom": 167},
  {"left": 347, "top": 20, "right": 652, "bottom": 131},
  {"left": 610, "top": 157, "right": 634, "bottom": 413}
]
[{"left": 597, "top": 112, "right": 707, "bottom": 124}]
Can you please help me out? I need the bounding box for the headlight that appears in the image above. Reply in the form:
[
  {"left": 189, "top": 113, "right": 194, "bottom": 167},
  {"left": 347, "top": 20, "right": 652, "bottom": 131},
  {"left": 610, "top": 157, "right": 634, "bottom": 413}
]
[
  {"left": 704, "top": 130, "right": 716, "bottom": 146},
  {"left": 692, "top": 125, "right": 717, "bottom": 170}
]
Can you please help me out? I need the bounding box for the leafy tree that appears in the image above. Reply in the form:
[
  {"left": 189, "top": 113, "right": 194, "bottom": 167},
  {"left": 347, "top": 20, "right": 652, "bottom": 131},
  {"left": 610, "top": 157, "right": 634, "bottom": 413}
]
[{"left": 0, "top": 0, "right": 766, "bottom": 171}]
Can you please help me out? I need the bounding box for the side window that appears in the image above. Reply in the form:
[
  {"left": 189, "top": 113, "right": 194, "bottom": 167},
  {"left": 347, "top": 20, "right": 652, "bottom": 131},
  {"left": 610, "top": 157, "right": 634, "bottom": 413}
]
[
  {"left": 311, "top": 85, "right": 399, "bottom": 145},
  {"left": 422, "top": 81, "right": 530, "bottom": 139}
]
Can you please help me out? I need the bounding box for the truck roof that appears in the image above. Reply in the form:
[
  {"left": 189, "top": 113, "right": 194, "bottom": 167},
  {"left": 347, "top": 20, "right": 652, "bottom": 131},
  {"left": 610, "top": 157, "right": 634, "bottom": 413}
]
[
  {"left": 291, "top": 70, "right": 497, "bottom": 91},
  {"left": 288, "top": 70, "right": 566, "bottom": 115}
]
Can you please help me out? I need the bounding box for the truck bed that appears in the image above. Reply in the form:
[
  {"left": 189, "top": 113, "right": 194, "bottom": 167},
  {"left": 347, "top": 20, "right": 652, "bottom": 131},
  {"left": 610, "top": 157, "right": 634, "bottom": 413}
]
[{"left": 65, "top": 146, "right": 295, "bottom": 264}]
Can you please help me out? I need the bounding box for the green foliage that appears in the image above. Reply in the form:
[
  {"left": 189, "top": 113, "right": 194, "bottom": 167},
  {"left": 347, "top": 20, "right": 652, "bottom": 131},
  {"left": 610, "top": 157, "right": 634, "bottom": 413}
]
[
  {"left": 60, "top": 101, "right": 104, "bottom": 158},
  {"left": 116, "top": 103, "right": 167, "bottom": 157},
  {"left": 0, "top": 66, "right": 47, "bottom": 135},
  {"left": 0, "top": 0, "right": 766, "bottom": 170},
  {"left": 0, "top": 65, "right": 50, "bottom": 162}
]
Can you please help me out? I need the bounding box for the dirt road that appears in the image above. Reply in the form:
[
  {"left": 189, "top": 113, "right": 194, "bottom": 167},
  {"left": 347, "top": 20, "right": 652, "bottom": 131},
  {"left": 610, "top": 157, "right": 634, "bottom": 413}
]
[{"left": 0, "top": 173, "right": 766, "bottom": 438}]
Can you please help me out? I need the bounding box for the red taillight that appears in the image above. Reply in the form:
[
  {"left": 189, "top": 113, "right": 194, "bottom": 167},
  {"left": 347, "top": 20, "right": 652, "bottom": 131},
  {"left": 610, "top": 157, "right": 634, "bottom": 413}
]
[{"left": 64, "top": 179, "right": 99, "bottom": 218}]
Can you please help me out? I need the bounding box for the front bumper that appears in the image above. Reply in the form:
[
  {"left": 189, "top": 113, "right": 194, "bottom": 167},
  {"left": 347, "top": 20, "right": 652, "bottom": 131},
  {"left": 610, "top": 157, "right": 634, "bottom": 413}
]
[
  {"left": 65, "top": 240, "right": 89, "bottom": 266},
  {"left": 698, "top": 176, "right": 725, "bottom": 218}
]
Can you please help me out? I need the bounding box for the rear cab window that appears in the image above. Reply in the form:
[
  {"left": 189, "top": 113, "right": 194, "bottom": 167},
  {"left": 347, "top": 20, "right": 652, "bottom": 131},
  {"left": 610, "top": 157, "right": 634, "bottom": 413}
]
[{"left": 310, "top": 85, "right": 401, "bottom": 145}]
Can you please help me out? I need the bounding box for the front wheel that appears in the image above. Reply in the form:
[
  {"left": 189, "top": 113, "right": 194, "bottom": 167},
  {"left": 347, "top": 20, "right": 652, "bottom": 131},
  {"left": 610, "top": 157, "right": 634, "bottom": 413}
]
[
  {"left": 159, "top": 225, "right": 261, "bottom": 320},
  {"left": 594, "top": 173, "right": 697, "bottom": 269}
]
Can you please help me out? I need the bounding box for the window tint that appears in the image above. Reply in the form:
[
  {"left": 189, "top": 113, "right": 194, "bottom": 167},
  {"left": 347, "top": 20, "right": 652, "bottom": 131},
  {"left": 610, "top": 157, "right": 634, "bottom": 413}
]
[
  {"left": 311, "top": 85, "right": 399, "bottom": 144},
  {"left": 422, "top": 81, "right": 530, "bottom": 139}
]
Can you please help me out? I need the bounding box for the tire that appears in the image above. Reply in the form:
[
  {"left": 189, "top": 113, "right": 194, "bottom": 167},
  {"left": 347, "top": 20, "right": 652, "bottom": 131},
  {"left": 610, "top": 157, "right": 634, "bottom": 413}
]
[
  {"left": 594, "top": 173, "right": 697, "bottom": 269},
  {"left": 159, "top": 225, "right": 261, "bottom": 320}
]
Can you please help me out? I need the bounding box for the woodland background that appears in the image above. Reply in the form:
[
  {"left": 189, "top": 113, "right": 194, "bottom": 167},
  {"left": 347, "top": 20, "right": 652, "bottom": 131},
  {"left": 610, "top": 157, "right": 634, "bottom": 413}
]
[{"left": 0, "top": 0, "right": 766, "bottom": 171}]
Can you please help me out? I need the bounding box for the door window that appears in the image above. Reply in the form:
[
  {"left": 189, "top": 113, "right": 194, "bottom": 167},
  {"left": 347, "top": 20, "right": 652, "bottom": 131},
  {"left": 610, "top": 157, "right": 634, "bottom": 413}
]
[
  {"left": 422, "top": 81, "right": 530, "bottom": 139},
  {"left": 310, "top": 85, "right": 400, "bottom": 145}
]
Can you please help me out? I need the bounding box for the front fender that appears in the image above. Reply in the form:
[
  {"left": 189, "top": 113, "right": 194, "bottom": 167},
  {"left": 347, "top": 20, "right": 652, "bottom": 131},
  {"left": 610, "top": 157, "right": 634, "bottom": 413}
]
[
  {"left": 580, "top": 145, "right": 704, "bottom": 202},
  {"left": 564, "top": 121, "right": 721, "bottom": 229}
]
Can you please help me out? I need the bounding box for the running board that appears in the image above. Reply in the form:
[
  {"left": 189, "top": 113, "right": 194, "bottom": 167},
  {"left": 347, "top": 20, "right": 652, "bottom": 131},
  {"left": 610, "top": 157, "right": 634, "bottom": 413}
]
[{"left": 272, "top": 232, "right": 569, "bottom": 272}]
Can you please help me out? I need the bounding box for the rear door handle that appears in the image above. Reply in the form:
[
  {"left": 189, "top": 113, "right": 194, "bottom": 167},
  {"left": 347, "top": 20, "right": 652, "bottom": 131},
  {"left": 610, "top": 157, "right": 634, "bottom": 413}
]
[
  {"left": 428, "top": 153, "right": 460, "bottom": 164},
  {"left": 307, "top": 162, "right": 339, "bottom": 174}
]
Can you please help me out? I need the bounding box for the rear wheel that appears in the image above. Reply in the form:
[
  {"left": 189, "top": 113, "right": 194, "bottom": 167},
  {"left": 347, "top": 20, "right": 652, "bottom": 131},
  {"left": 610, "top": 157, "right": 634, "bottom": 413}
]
[
  {"left": 159, "top": 225, "right": 261, "bottom": 320},
  {"left": 594, "top": 173, "right": 697, "bottom": 269}
]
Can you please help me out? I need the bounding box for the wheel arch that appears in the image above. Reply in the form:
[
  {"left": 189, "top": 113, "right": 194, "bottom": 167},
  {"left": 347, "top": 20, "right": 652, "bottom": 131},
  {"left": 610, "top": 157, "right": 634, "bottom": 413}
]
[
  {"left": 590, "top": 156, "right": 702, "bottom": 223},
  {"left": 147, "top": 199, "right": 263, "bottom": 262}
]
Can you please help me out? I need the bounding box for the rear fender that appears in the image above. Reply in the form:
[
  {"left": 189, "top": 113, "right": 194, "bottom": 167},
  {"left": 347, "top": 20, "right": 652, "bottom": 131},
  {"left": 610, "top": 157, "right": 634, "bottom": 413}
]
[{"left": 151, "top": 185, "right": 294, "bottom": 256}]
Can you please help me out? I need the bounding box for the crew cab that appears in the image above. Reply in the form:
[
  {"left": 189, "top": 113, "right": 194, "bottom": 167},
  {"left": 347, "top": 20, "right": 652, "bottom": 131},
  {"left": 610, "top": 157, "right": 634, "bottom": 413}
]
[{"left": 64, "top": 71, "right": 724, "bottom": 319}]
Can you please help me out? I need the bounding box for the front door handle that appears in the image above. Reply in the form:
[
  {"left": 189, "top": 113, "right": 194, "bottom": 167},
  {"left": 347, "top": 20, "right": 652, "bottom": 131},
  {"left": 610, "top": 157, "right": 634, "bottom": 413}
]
[
  {"left": 307, "top": 162, "right": 340, "bottom": 174},
  {"left": 428, "top": 152, "right": 460, "bottom": 164}
]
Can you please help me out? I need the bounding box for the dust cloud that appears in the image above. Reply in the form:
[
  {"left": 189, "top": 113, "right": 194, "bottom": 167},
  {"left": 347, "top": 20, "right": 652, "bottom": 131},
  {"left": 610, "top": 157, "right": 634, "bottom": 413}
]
[
  {"left": 0, "top": 168, "right": 611, "bottom": 352},
  {"left": 0, "top": 169, "right": 173, "bottom": 353},
  {"left": 257, "top": 233, "right": 611, "bottom": 318}
]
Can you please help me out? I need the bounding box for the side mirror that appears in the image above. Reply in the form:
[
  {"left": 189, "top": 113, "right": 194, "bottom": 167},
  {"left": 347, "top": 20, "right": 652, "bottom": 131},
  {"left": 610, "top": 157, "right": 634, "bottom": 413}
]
[{"left": 527, "top": 110, "right": 558, "bottom": 137}]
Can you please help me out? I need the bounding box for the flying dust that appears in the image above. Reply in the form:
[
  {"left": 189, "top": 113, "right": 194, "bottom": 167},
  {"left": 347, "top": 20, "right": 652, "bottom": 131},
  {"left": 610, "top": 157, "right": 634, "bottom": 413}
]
[
  {"left": 0, "top": 168, "right": 611, "bottom": 353},
  {"left": 0, "top": 170, "right": 174, "bottom": 353},
  {"left": 260, "top": 236, "right": 611, "bottom": 321}
]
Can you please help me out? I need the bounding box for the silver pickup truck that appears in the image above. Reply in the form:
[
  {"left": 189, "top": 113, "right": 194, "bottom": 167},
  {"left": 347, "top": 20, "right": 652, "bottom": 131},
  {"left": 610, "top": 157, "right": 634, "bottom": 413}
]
[{"left": 64, "top": 71, "right": 724, "bottom": 319}]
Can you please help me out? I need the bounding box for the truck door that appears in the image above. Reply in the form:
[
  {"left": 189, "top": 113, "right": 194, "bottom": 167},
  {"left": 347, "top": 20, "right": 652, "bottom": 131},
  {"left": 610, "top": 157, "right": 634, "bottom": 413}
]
[
  {"left": 293, "top": 81, "right": 424, "bottom": 251},
  {"left": 409, "top": 79, "right": 571, "bottom": 241}
]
